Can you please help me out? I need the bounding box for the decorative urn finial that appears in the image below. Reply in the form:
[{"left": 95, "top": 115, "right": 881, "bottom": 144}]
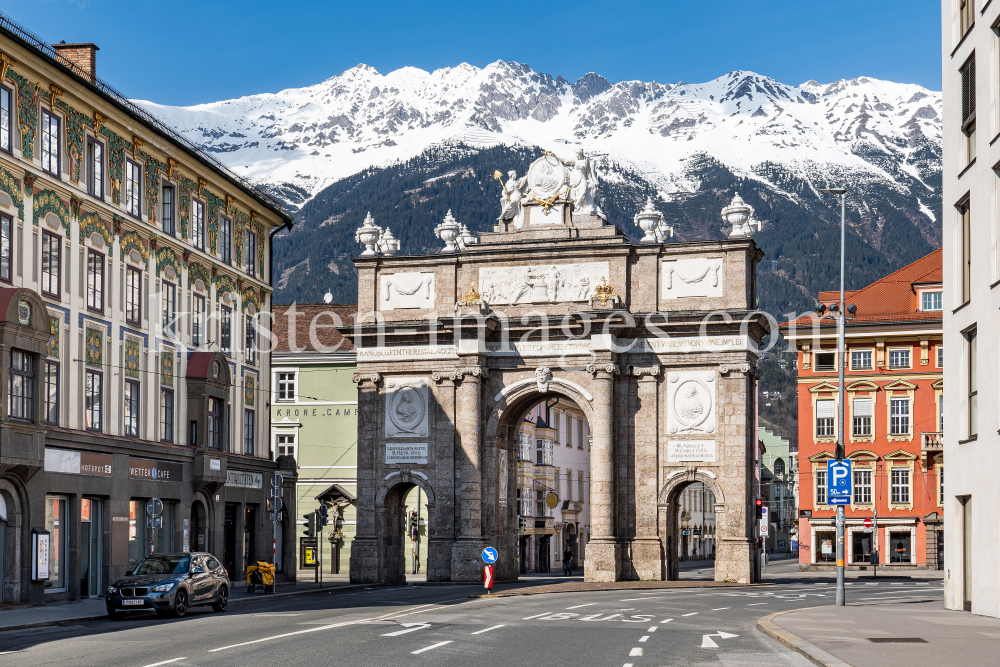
[
  {"left": 634, "top": 197, "right": 663, "bottom": 243},
  {"left": 355, "top": 212, "right": 383, "bottom": 256},
  {"left": 434, "top": 209, "right": 462, "bottom": 253},
  {"left": 721, "top": 194, "right": 760, "bottom": 238},
  {"left": 377, "top": 227, "right": 400, "bottom": 255}
]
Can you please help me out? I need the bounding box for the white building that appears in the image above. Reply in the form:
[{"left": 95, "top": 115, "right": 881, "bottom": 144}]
[{"left": 941, "top": 0, "right": 1000, "bottom": 617}]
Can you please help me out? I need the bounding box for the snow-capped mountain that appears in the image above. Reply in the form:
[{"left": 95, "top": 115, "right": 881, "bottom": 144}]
[{"left": 137, "top": 61, "right": 941, "bottom": 219}]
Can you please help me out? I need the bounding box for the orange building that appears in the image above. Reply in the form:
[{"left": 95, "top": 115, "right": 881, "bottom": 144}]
[{"left": 781, "top": 250, "right": 943, "bottom": 570}]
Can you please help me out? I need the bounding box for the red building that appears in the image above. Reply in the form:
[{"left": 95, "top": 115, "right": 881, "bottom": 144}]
[{"left": 782, "top": 250, "right": 943, "bottom": 570}]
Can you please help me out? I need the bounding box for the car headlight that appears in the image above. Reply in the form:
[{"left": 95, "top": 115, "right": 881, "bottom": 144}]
[
  {"left": 106, "top": 586, "right": 117, "bottom": 595},
  {"left": 151, "top": 583, "right": 175, "bottom": 592}
]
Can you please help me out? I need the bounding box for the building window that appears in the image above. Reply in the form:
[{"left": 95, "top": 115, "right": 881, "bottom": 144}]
[
  {"left": 87, "top": 137, "right": 104, "bottom": 200},
  {"left": 276, "top": 433, "right": 296, "bottom": 459},
  {"left": 41, "top": 232, "right": 60, "bottom": 297},
  {"left": 124, "top": 379, "right": 140, "bottom": 437},
  {"left": 207, "top": 398, "right": 223, "bottom": 450},
  {"left": 967, "top": 327, "right": 977, "bottom": 437},
  {"left": 959, "top": 199, "right": 971, "bottom": 304},
  {"left": 192, "top": 200, "right": 205, "bottom": 250},
  {"left": 45, "top": 361, "right": 59, "bottom": 424},
  {"left": 535, "top": 438, "right": 553, "bottom": 465},
  {"left": 192, "top": 293, "right": 206, "bottom": 347},
  {"left": 0, "top": 212, "right": 10, "bottom": 283},
  {"left": 9, "top": 350, "right": 34, "bottom": 421},
  {"left": 921, "top": 291, "right": 942, "bottom": 311},
  {"left": 161, "top": 184, "right": 175, "bottom": 236},
  {"left": 0, "top": 85, "right": 10, "bottom": 153},
  {"left": 816, "top": 469, "right": 827, "bottom": 505},
  {"left": 960, "top": 53, "right": 976, "bottom": 165},
  {"left": 890, "top": 397, "right": 910, "bottom": 435},
  {"left": 220, "top": 306, "right": 232, "bottom": 356},
  {"left": 888, "top": 348, "right": 910, "bottom": 369},
  {"left": 960, "top": 0, "right": 975, "bottom": 38},
  {"left": 890, "top": 468, "right": 910, "bottom": 504},
  {"left": 889, "top": 531, "right": 912, "bottom": 563},
  {"left": 125, "top": 159, "right": 141, "bottom": 218},
  {"left": 162, "top": 281, "right": 176, "bottom": 336},
  {"left": 86, "top": 249, "right": 104, "bottom": 313},
  {"left": 517, "top": 432, "right": 531, "bottom": 461},
  {"left": 851, "top": 350, "right": 872, "bottom": 370},
  {"left": 937, "top": 345, "right": 944, "bottom": 368},
  {"left": 939, "top": 393, "right": 945, "bottom": 433},
  {"left": 244, "top": 409, "right": 255, "bottom": 455},
  {"left": 160, "top": 388, "right": 174, "bottom": 443},
  {"left": 125, "top": 266, "right": 141, "bottom": 325},
  {"left": 40, "top": 109, "right": 60, "bottom": 176},
  {"left": 245, "top": 230, "right": 256, "bottom": 276},
  {"left": 815, "top": 399, "right": 835, "bottom": 437},
  {"left": 854, "top": 468, "right": 872, "bottom": 504},
  {"left": 277, "top": 372, "right": 296, "bottom": 401},
  {"left": 578, "top": 471, "right": 584, "bottom": 503},
  {"left": 85, "top": 369, "right": 102, "bottom": 431},
  {"left": 220, "top": 215, "right": 232, "bottom": 264},
  {"left": 814, "top": 352, "right": 835, "bottom": 372},
  {"left": 852, "top": 397, "right": 872, "bottom": 436},
  {"left": 245, "top": 315, "right": 257, "bottom": 364},
  {"left": 939, "top": 467, "right": 945, "bottom": 505}
]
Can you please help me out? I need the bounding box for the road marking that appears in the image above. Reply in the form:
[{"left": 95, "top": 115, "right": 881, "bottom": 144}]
[
  {"left": 523, "top": 612, "right": 550, "bottom": 620},
  {"left": 412, "top": 641, "right": 452, "bottom": 654},
  {"left": 566, "top": 603, "right": 598, "bottom": 609},
  {"left": 629, "top": 648, "right": 643, "bottom": 656},
  {"left": 471, "top": 625, "right": 505, "bottom": 635},
  {"left": 701, "top": 631, "right": 739, "bottom": 648},
  {"left": 710, "top": 607, "right": 730, "bottom": 611},
  {"left": 639, "top": 636, "right": 649, "bottom": 643},
  {"left": 252, "top": 613, "right": 304, "bottom": 617},
  {"left": 620, "top": 597, "right": 660, "bottom": 602},
  {"left": 660, "top": 618, "right": 674, "bottom": 624},
  {"left": 648, "top": 627, "right": 657, "bottom": 632},
  {"left": 142, "top": 659, "right": 188, "bottom": 667},
  {"left": 623, "top": 664, "right": 633, "bottom": 667},
  {"left": 747, "top": 603, "right": 768, "bottom": 606},
  {"left": 382, "top": 623, "right": 431, "bottom": 637},
  {"left": 682, "top": 612, "right": 698, "bottom": 616}
]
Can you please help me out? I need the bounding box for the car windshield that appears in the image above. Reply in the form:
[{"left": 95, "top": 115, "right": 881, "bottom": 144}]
[{"left": 132, "top": 555, "right": 191, "bottom": 575}]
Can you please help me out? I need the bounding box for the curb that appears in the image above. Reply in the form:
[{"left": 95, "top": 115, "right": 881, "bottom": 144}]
[
  {"left": 0, "top": 583, "right": 384, "bottom": 634},
  {"left": 469, "top": 581, "right": 773, "bottom": 598},
  {"left": 756, "top": 607, "right": 853, "bottom": 667}
]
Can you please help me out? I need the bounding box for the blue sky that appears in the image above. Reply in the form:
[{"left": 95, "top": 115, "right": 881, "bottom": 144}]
[{"left": 2, "top": 0, "right": 942, "bottom": 106}]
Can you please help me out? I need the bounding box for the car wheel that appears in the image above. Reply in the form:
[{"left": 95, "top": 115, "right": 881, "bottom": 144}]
[
  {"left": 172, "top": 589, "right": 188, "bottom": 618},
  {"left": 212, "top": 586, "right": 228, "bottom": 613}
]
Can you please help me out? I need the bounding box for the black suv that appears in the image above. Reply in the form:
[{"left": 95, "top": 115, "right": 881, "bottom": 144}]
[{"left": 106, "top": 553, "right": 229, "bottom": 618}]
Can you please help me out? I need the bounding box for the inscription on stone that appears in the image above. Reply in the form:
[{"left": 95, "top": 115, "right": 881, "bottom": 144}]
[
  {"left": 667, "top": 440, "right": 717, "bottom": 462},
  {"left": 386, "top": 443, "right": 429, "bottom": 464},
  {"left": 381, "top": 272, "right": 435, "bottom": 310},
  {"left": 662, "top": 258, "right": 724, "bottom": 299},
  {"left": 479, "top": 262, "right": 608, "bottom": 305}
]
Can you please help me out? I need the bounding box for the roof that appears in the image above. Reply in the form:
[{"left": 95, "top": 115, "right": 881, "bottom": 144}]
[
  {"left": 185, "top": 351, "right": 229, "bottom": 382},
  {"left": 272, "top": 303, "right": 356, "bottom": 353},
  {"left": 0, "top": 12, "right": 291, "bottom": 223},
  {"left": 781, "top": 249, "right": 942, "bottom": 331},
  {"left": 315, "top": 483, "right": 356, "bottom": 504}
]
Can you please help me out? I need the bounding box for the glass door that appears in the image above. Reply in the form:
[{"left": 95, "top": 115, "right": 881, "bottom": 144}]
[{"left": 80, "top": 499, "right": 102, "bottom": 597}]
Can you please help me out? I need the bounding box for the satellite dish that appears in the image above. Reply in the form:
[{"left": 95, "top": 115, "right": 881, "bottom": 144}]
[{"left": 323, "top": 292, "right": 333, "bottom": 304}]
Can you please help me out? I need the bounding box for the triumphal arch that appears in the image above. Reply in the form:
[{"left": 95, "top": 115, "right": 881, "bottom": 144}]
[{"left": 346, "top": 153, "right": 768, "bottom": 585}]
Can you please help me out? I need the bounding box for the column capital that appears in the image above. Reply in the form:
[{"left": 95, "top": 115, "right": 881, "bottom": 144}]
[
  {"left": 586, "top": 363, "right": 622, "bottom": 377},
  {"left": 352, "top": 372, "right": 382, "bottom": 386},
  {"left": 432, "top": 366, "right": 488, "bottom": 383}
]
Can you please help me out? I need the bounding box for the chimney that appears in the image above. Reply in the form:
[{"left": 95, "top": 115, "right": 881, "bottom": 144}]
[{"left": 52, "top": 41, "right": 99, "bottom": 83}]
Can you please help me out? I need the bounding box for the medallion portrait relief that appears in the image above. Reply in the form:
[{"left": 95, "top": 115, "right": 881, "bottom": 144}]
[{"left": 384, "top": 378, "right": 430, "bottom": 437}]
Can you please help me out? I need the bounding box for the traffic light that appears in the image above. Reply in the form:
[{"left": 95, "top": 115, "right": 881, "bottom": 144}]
[
  {"left": 318, "top": 504, "right": 329, "bottom": 528},
  {"left": 303, "top": 512, "right": 315, "bottom": 538},
  {"left": 518, "top": 516, "right": 525, "bottom": 533},
  {"left": 410, "top": 511, "right": 419, "bottom": 539},
  {"left": 754, "top": 498, "right": 763, "bottom": 520}
]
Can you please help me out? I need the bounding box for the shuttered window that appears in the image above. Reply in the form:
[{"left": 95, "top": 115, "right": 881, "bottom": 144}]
[
  {"left": 961, "top": 54, "right": 976, "bottom": 125},
  {"left": 816, "top": 399, "right": 835, "bottom": 437},
  {"left": 853, "top": 398, "right": 872, "bottom": 436}
]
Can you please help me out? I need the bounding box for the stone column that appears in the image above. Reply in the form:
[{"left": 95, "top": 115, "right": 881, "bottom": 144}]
[
  {"left": 585, "top": 365, "right": 619, "bottom": 582},
  {"left": 348, "top": 373, "right": 380, "bottom": 583},
  {"left": 631, "top": 368, "right": 662, "bottom": 580},
  {"left": 450, "top": 367, "right": 486, "bottom": 581}
]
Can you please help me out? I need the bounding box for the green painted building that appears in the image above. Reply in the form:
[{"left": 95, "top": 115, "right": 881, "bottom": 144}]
[{"left": 758, "top": 427, "right": 797, "bottom": 556}]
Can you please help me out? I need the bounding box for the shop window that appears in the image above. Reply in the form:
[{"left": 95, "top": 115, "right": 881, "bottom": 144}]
[
  {"left": 44, "top": 496, "right": 67, "bottom": 590},
  {"left": 889, "top": 531, "right": 912, "bottom": 563},
  {"left": 816, "top": 531, "right": 836, "bottom": 562},
  {"left": 128, "top": 499, "right": 174, "bottom": 567}
]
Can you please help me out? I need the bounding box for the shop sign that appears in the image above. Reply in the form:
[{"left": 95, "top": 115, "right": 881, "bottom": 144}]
[
  {"left": 129, "top": 457, "right": 184, "bottom": 482},
  {"left": 32, "top": 530, "right": 50, "bottom": 580},
  {"left": 210, "top": 458, "right": 222, "bottom": 471},
  {"left": 226, "top": 470, "right": 263, "bottom": 489},
  {"left": 44, "top": 448, "right": 113, "bottom": 476},
  {"left": 385, "top": 443, "right": 428, "bottom": 464}
]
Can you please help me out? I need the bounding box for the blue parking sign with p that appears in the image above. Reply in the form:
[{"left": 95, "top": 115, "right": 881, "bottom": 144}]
[
  {"left": 481, "top": 546, "right": 498, "bottom": 564},
  {"left": 827, "top": 459, "right": 852, "bottom": 505}
]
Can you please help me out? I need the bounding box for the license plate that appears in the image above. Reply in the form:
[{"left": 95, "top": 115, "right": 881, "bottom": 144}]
[{"left": 122, "top": 599, "right": 144, "bottom": 606}]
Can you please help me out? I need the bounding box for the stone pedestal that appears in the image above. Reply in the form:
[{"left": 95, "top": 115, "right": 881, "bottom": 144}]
[
  {"left": 451, "top": 539, "right": 488, "bottom": 582},
  {"left": 629, "top": 537, "right": 664, "bottom": 581},
  {"left": 716, "top": 537, "right": 754, "bottom": 584},
  {"left": 348, "top": 537, "right": 379, "bottom": 584},
  {"left": 584, "top": 539, "right": 620, "bottom": 582}
]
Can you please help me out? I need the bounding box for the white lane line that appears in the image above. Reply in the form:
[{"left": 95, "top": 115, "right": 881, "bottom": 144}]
[
  {"left": 629, "top": 648, "right": 643, "bottom": 656},
  {"left": 660, "top": 618, "right": 674, "bottom": 624},
  {"left": 682, "top": 612, "right": 698, "bottom": 616},
  {"left": 471, "top": 625, "right": 506, "bottom": 635},
  {"left": 710, "top": 607, "right": 730, "bottom": 611},
  {"left": 566, "top": 603, "right": 598, "bottom": 609},
  {"left": 620, "top": 597, "right": 662, "bottom": 602},
  {"left": 412, "top": 641, "right": 452, "bottom": 654},
  {"left": 747, "top": 603, "right": 768, "bottom": 606},
  {"left": 639, "top": 636, "right": 649, "bottom": 643},
  {"left": 381, "top": 623, "right": 431, "bottom": 637},
  {"left": 252, "top": 613, "right": 304, "bottom": 617},
  {"left": 647, "top": 627, "right": 657, "bottom": 632},
  {"left": 142, "top": 659, "right": 187, "bottom": 667},
  {"left": 523, "top": 612, "right": 550, "bottom": 620},
  {"left": 623, "top": 664, "right": 634, "bottom": 667}
]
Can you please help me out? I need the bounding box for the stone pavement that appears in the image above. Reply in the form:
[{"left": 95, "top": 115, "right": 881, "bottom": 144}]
[{"left": 758, "top": 598, "right": 1000, "bottom": 667}]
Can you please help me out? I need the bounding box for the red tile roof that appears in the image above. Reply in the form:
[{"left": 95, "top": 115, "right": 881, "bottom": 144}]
[
  {"left": 781, "top": 249, "right": 942, "bottom": 329},
  {"left": 271, "top": 303, "right": 356, "bottom": 353}
]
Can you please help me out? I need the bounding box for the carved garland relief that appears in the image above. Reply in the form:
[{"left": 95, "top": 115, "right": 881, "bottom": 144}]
[{"left": 661, "top": 258, "right": 724, "bottom": 299}]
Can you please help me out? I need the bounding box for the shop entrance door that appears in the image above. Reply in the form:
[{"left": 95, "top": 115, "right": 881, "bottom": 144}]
[
  {"left": 937, "top": 531, "right": 944, "bottom": 570},
  {"left": 80, "top": 499, "right": 103, "bottom": 597},
  {"left": 537, "top": 535, "right": 550, "bottom": 573},
  {"left": 243, "top": 506, "right": 257, "bottom": 571},
  {"left": 223, "top": 504, "right": 238, "bottom": 578}
]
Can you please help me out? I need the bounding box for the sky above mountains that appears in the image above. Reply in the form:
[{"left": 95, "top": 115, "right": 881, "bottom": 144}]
[{"left": 1, "top": 0, "right": 942, "bottom": 106}]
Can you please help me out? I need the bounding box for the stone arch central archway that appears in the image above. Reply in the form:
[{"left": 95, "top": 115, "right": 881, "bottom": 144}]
[{"left": 658, "top": 469, "right": 729, "bottom": 581}]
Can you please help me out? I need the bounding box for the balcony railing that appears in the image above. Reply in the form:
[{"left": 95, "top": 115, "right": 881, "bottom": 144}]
[{"left": 922, "top": 432, "right": 943, "bottom": 450}]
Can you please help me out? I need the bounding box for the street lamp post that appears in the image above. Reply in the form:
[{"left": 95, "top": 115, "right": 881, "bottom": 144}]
[{"left": 820, "top": 187, "right": 847, "bottom": 607}]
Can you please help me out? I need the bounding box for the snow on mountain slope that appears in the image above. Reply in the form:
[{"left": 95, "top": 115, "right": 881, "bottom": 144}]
[{"left": 136, "top": 61, "right": 941, "bottom": 215}]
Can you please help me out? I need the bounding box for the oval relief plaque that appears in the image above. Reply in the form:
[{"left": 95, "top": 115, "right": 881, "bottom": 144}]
[
  {"left": 90, "top": 232, "right": 104, "bottom": 248},
  {"left": 129, "top": 250, "right": 143, "bottom": 265},
  {"left": 45, "top": 212, "right": 61, "bottom": 230},
  {"left": 17, "top": 300, "right": 30, "bottom": 325},
  {"left": 164, "top": 266, "right": 176, "bottom": 281},
  {"left": 195, "top": 279, "right": 206, "bottom": 292},
  {"left": 0, "top": 192, "right": 11, "bottom": 209}
]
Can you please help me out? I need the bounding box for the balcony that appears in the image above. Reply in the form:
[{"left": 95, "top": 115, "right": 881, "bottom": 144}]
[{"left": 921, "top": 432, "right": 943, "bottom": 452}]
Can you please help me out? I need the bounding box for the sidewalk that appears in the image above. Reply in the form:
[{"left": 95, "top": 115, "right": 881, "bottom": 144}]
[{"left": 758, "top": 598, "right": 1000, "bottom": 667}]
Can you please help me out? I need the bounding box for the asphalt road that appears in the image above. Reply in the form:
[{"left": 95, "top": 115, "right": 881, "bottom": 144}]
[{"left": 0, "top": 568, "right": 943, "bottom": 667}]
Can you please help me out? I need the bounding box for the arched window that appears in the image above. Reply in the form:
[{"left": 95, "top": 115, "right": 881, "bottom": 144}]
[{"left": 774, "top": 458, "right": 785, "bottom": 476}]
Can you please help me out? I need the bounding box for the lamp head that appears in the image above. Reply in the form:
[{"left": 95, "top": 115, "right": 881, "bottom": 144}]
[
  {"left": 847, "top": 304, "right": 857, "bottom": 315},
  {"left": 829, "top": 303, "right": 839, "bottom": 313},
  {"left": 820, "top": 188, "right": 847, "bottom": 195},
  {"left": 815, "top": 303, "right": 827, "bottom": 315}
]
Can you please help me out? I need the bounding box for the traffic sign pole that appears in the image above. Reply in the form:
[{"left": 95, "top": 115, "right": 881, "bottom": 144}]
[{"left": 484, "top": 565, "right": 494, "bottom": 594}]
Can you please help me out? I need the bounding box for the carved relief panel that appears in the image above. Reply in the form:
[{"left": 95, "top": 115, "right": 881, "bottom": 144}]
[
  {"left": 381, "top": 272, "right": 435, "bottom": 310},
  {"left": 666, "top": 371, "right": 717, "bottom": 435},
  {"left": 478, "top": 262, "right": 608, "bottom": 305},
  {"left": 384, "top": 377, "right": 430, "bottom": 438},
  {"left": 661, "top": 258, "right": 724, "bottom": 299}
]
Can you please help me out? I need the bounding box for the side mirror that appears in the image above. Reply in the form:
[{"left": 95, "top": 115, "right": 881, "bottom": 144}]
[{"left": 125, "top": 570, "right": 133, "bottom": 576}]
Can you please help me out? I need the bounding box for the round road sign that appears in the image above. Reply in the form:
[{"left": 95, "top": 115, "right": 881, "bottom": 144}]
[
  {"left": 481, "top": 546, "right": 498, "bottom": 564},
  {"left": 864, "top": 517, "right": 872, "bottom": 528},
  {"left": 146, "top": 497, "right": 163, "bottom": 517}
]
